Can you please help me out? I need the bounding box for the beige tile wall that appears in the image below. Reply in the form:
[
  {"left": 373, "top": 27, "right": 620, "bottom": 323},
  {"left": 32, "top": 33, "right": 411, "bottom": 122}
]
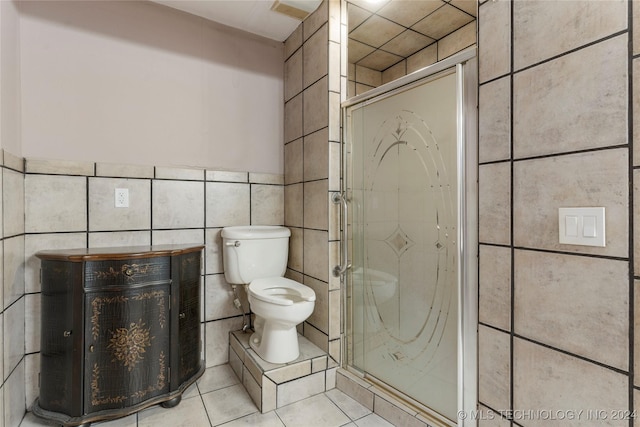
[
  {"left": 1, "top": 150, "right": 26, "bottom": 427},
  {"left": 284, "top": 0, "right": 343, "bottom": 364},
  {"left": 479, "top": 0, "right": 635, "bottom": 422},
  {"left": 0, "top": 154, "right": 284, "bottom": 426}
]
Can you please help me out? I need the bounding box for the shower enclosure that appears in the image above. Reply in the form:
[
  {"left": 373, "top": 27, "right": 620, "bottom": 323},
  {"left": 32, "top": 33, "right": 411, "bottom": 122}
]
[{"left": 340, "top": 49, "right": 477, "bottom": 426}]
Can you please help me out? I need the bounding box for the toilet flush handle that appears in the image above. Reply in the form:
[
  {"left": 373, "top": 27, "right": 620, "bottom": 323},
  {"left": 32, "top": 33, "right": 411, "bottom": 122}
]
[{"left": 225, "top": 241, "right": 241, "bottom": 247}]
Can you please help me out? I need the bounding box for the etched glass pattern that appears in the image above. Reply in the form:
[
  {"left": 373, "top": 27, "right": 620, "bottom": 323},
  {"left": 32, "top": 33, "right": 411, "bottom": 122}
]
[{"left": 348, "top": 71, "right": 458, "bottom": 422}]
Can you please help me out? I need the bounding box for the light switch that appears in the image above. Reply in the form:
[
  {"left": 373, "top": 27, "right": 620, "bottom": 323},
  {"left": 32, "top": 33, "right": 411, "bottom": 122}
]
[
  {"left": 565, "top": 215, "right": 578, "bottom": 237},
  {"left": 583, "top": 215, "right": 597, "bottom": 238},
  {"left": 558, "top": 207, "right": 605, "bottom": 247}
]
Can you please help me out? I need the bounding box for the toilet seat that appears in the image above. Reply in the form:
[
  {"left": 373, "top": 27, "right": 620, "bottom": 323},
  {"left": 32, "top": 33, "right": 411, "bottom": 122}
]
[{"left": 249, "top": 277, "right": 316, "bottom": 306}]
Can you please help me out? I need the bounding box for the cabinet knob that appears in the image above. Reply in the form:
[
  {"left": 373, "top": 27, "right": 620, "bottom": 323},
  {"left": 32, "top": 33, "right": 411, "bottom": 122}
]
[
  {"left": 179, "top": 313, "right": 186, "bottom": 319},
  {"left": 89, "top": 345, "right": 95, "bottom": 353},
  {"left": 63, "top": 330, "right": 72, "bottom": 337},
  {"left": 124, "top": 268, "right": 134, "bottom": 276}
]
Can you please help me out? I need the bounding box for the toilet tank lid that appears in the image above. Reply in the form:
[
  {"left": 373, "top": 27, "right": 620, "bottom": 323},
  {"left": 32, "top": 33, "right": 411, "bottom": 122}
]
[{"left": 221, "top": 225, "right": 290, "bottom": 239}]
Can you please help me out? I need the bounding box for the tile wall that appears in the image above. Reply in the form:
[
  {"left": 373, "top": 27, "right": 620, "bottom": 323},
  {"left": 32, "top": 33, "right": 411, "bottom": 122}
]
[
  {"left": 283, "top": 0, "right": 343, "bottom": 364},
  {"left": 2, "top": 150, "right": 26, "bottom": 427},
  {"left": 478, "top": 0, "right": 636, "bottom": 423},
  {"left": 348, "top": 20, "right": 477, "bottom": 97},
  {"left": 2, "top": 154, "right": 284, "bottom": 427}
]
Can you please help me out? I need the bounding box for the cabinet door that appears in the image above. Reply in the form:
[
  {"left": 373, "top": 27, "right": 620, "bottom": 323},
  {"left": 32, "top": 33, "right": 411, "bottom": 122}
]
[
  {"left": 84, "top": 283, "right": 170, "bottom": 413},
  {"left": 39, "top": 261, "right": 83, "bottom": 416},
  {"left": 176, "top": 252, "right": 202, "bottom": 386}
]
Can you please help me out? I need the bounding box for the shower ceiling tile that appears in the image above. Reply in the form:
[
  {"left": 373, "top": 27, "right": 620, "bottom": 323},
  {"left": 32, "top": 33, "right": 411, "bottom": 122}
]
[
  {"left": 412, "top": 3, "right": 475, "bottom": 40},
  {"left": 348, "top": 0, "right": 390, "bottom": 14},
  {"left": 380, "top": 30, "right": 435, "bottom": 58},
  {"left": 357, "top": 49, "right": 403, "bottom": 71},
  {"left": 449, "top": 0, "right": 478, "bottom": 17},
  {"left": 348, "top": 39, "right": 376, "bottom": 64},
  {"left": 348, "top": 3, "right": 372, "bottom": 31},
  {"left": 377, "top": 0, "right": 444, "bottom": 27},
  {"left": 349, "top": 14, "right": 405, "bottom": 48}
]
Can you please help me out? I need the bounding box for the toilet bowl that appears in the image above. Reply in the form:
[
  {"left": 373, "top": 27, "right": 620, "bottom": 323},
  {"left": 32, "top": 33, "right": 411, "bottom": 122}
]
[
  {"left": 352, "top": 267, "right": 397, "bottom": 332},
  {"left": 353, "top": 267, "right": 397, "bottom": 303},
  {"left": 247, "top": 277, "right": 315, "bottom": 363},
  {"left": 221, "top": 225, "right": 316, "bottom": 364}
]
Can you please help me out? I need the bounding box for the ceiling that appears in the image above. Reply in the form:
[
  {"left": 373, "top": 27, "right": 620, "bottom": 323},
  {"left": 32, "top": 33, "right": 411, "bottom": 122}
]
[
  {"left": 348, "top": 0, "right": 477, "bottom": 71},
  {"left": 150, "top": 0, "right": 322, "bottom": 42},
  {"left": 151, "top": 0, "right": 477, "bottom": 71}
]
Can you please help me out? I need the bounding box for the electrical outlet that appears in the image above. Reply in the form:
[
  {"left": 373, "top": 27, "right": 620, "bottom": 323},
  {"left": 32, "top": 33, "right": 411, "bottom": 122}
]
[{"left": 115, "top": 188, "right": 129, "bottom": 208}]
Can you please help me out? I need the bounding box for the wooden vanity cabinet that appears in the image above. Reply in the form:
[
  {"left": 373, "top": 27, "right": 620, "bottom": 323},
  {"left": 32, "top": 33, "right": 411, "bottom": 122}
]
[{"left": 32, "top": 245, "right": 205, "bottom": 426}]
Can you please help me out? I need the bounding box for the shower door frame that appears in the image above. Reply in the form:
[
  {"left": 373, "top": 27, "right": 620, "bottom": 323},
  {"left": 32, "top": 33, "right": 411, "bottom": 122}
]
[{"left": 341, "top": 47, "right": 478, "bottom": 427}]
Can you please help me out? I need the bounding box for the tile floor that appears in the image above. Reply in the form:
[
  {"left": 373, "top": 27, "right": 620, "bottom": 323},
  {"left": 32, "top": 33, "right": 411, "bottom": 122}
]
[{"left": 19, "top": 364, "right": 395, "bottom": 427}]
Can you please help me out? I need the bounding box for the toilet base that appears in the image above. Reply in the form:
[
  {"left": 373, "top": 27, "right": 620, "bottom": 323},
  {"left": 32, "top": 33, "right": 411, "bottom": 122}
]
[{"left": 249, "top": 324, "right": 300, "bottom": 364}]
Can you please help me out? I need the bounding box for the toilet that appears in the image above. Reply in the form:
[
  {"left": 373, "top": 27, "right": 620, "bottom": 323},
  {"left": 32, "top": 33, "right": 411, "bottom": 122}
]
[
  {"left": 221, "top": 225, "right": 316, "bottom": 364},
  {"left": 352, "top": 267, "right": 397, "bottom": 332}
]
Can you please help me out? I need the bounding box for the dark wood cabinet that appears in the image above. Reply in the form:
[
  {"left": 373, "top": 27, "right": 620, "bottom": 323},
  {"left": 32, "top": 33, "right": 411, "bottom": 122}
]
[{"left": 33, "top": 245, "right": 205, "bottom": 426}]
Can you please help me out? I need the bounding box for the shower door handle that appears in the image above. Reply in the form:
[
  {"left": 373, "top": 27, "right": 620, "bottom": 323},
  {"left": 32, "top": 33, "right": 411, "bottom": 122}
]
[{"left": 331, "top": 192, "right": 351, "bottom": 277}]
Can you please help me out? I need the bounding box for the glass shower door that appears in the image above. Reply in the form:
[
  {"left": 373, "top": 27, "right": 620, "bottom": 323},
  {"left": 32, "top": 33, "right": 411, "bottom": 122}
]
[{"left": 347, "top": 68, "right": 459, "bottom": 423}]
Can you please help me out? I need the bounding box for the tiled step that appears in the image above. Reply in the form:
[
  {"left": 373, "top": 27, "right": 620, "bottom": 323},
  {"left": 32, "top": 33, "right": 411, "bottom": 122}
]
[{"left": 229, "top": 330, "right": 338, "bottom": 413}]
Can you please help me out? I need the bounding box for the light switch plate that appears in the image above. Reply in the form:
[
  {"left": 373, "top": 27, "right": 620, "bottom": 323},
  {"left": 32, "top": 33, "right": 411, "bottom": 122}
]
[{"left": 558, "top": 207, "right": 605, "bottom": 247}]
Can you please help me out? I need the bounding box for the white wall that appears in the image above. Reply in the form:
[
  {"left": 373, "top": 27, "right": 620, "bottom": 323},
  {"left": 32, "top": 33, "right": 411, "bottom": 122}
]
[
  {"left": 1, "top": 0, "right": 21, "bottom": 155},
  {"left": 17, "top": 1, "right": 285, "bottom": 174}
]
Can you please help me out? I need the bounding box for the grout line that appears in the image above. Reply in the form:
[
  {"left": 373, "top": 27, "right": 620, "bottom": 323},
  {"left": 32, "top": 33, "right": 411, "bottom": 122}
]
[
  {"left": 509, "top": 0, "right": 515, "bottom": 424},
  {"left": 628, "top": 0, "right": 635, "bottom": 423}
]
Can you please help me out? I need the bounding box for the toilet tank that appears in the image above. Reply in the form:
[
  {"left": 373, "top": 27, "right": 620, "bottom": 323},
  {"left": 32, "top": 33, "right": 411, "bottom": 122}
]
[{"left": 221, "top": 226, "right": 291, "bottom": 284}]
